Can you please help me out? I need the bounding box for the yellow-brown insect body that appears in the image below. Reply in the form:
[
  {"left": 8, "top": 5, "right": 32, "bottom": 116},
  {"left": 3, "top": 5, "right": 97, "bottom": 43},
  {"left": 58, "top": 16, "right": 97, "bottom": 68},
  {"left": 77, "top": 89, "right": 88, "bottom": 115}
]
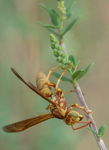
[
  {"left": 50, "top": 95, "right": 67, "bottom": 119},
  {"left": 2, "top": 65, "right": 91, "bottom": 133},
  {"left": 36, "top": 72, "right": 52, "bottom": 97}
]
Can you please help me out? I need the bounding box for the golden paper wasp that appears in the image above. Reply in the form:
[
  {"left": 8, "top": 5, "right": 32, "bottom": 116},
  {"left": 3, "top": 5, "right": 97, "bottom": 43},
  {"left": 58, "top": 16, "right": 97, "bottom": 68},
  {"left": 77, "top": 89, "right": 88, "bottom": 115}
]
[{"left": 2, "top": 62, "right": 91, "bottom": 133}]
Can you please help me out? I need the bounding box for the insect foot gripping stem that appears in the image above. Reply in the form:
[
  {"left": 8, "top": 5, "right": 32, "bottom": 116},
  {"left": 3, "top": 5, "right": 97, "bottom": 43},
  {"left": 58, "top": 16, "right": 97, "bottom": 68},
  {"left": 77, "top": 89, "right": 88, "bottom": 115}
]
[{"left": 70, "top": 103, "right": 92, "bottom": 114}]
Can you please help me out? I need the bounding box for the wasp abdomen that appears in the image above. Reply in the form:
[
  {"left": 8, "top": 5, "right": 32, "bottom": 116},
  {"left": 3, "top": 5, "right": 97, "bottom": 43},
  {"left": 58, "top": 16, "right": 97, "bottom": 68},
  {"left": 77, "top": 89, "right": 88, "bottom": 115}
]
[{"left": 36, "top": 72, "right": 52, "bottom": 97}]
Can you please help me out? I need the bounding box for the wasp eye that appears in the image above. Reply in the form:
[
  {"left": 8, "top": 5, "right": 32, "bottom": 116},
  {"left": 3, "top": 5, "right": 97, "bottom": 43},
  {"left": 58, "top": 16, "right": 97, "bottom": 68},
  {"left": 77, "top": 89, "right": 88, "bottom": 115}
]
[
  {"left": 66, "top": 118, "right": 70, "bottom": 122},
  {"left": 79, "top": 115, "right": 83, "bottom": 121}
]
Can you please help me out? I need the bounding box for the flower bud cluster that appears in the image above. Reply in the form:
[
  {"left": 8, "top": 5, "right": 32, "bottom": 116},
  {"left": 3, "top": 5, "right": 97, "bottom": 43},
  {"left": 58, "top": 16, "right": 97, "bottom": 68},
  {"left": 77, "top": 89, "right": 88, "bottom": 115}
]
[
  {"left": 57, "top": 1, "right": 67, "bottom": 21},
  {"left": 50, "top": 34, "right": 73, "bottom": 75}
]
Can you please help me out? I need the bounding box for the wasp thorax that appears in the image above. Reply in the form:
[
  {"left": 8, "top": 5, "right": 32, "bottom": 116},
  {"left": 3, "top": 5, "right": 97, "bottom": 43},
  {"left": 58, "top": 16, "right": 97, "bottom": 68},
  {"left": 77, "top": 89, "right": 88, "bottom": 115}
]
[
  {"left": 50, "top": 95, "right": 67, "bottom": 119},
  {"left": 36, "top": 72, "right": 52, "bottom": 97}
]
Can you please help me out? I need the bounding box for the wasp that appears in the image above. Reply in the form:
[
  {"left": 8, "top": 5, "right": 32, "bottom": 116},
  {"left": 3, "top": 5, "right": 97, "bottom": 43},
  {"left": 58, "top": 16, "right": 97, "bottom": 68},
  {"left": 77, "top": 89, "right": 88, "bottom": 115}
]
[{"left": 2, "top": 62, "right": 91, "bottom": 133}]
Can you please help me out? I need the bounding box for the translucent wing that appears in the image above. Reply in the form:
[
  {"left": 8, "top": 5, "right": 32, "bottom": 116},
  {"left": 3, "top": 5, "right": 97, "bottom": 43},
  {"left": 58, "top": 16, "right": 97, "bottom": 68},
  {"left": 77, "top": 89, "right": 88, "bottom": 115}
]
[
  {"left": 2, "top": 113, "right": 54, "bottom": 133},
  {"left": 11, "top": 68, "right": 56, "bottom": 105}
]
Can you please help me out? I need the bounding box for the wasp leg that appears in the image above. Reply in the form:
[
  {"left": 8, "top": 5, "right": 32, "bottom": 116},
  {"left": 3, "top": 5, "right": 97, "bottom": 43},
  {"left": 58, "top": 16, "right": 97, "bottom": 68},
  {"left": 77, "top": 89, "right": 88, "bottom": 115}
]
[
  {"left": 46, "top": 65, "right": 62, "bottom": 82},
  {"left": 46, "top": 104, "right": 50, "bottom": 110},
  {"left": 42, "top": 66, "right": 62, "bottom": 90},
  {"left": 46, "top": 81, "right": 64, "bottom": 97},
  {"left": 46, "top": 62, "right": 72, "bottom": 97},
  {"left": 71, "top": 119, "right": 91, "bottom": 130},
  {"left": 55, "top": 62, "right": 72, "bottom": 89},
  {"left": 70, "top": 103, "right": 92, "bottom": 114},
  {"left": 46, "top": 82, "right": 56, "bottom": 88},
  {"left": 63, "top": 90, "right": 75, "bottom": 95}
]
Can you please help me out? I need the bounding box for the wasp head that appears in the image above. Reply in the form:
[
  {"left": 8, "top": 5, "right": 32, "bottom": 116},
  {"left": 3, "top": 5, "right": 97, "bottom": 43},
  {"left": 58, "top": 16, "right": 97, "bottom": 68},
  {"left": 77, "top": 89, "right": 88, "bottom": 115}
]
[{"left": 64, "top": 111, "right": 84, "bottom": 125}]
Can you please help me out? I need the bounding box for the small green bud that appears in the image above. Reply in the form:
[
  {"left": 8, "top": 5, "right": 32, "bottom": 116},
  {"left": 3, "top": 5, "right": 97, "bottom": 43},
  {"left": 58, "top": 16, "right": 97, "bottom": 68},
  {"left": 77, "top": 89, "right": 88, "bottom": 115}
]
[
  {"left": 59, "top": 7, "right": 63, "bottom": 11},
  {"left": 57, "top": 45, "right": 61, "bottom": 50},
  {"left": 62, "top": 11, "right": 66, "bottom": 15},
  {"left": 54, "top": 44, "right": 58, "bottom": 48},
  {"left": 54, "top": 49, "right": 57, "bottom": 53},
  {"left": 60, "top": 47, "right": 63, "bottom": 51},
  {"left": 62, "top": 59, "right": 66, "bottom": 64},
  {"left": 53, "top": 51, "right": 58, "bottom": 57},
  {"left": 61, "top": 1, "right": 64, "bottom": 6},
  {"left": 56, "top": 56, "right": 62, "bottom": 62},
  {"left": 50, "top": 34, "right": 56, "bottom": 41},
  {"left": 50, "top": 38, "right": 55, "bottom": 43},
  {"left": 58, "top": 51, "right": 63, "bottom": 56},
  {"left": 53, "top": 49, "right": 58, "bottom": 57},
  {"left": 55, "top": 41, "right": 59, "bottom": 45},
  {"left": 51, "top": 43, "right": 55, "bottom": 49},
  {"left": 61, "top": 65, "right": 66, "bottom": 70},
  {"left": 61, "top": 53, "right": 66, "bottom": 58},
  {"left": 62, "top": 16, "right": 67, "bottom": 20}
]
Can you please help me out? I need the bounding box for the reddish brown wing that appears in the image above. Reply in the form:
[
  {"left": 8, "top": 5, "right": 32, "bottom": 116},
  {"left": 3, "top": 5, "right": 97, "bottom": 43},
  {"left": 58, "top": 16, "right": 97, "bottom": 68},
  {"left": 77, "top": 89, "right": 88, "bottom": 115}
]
[
  {"left": 2, "top": 113, "right": 54, "bottom": 133},
  {"left": 11, "top": 68, "right": 56, "bottom": 105}
]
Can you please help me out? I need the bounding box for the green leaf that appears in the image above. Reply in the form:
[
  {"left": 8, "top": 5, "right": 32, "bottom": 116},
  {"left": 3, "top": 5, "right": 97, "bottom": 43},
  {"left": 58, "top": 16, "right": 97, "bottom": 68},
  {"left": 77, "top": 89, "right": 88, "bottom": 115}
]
[
  {"left": 66, "top": 1, "right": 76, "bottom": 13},
  {"left": 76, "top": 71, "right": 85, "bottom": 80},
  {"left": 65, "top": 12, "right": 74, "bottom": 19},
  {"left": 37, "top": 21, "right": 44, "bottom": 27},
  {"left": 39, "top": 3, "right": 57, "bottom": 17},
  {"left": 98, "top": 125, "right": 106, "bottom": 137},
  {"left": 76, "top": 63, "right": 94, "bottom": 80},
  {"left": 87, "top": 127, "right": 98, "bottom": 136},
  {"left": 84, "top": 63, "right": 95, "bottom": 74},
  {"left": 68, "top": 55, "right": 76, "bottom": 66},
  {"left": 50, "top": 9, "right": 58, "bottom": 26},
  {"left": 44, "top": 24, "right": 59, "bottom": 29},
  {"left": 45, "top": 28, "right": 58, "bottom": 36},
  {"left": 75, "top": 60, "right": 81, "bottom": 69},
  {"left": 87, "top": 125, "right": 106, "bottom": 138},
  {"left": 61, "top": 15, "right": 82, "bottom": 37},
  {"left": 52, "top": 72, "right": 72, "bottom": 82},
  {"left": 72, "top": 70, "right": 84, "bottom": 80},
  {"left": 37, "top": 22, "right": 58, "bottom": 36}
]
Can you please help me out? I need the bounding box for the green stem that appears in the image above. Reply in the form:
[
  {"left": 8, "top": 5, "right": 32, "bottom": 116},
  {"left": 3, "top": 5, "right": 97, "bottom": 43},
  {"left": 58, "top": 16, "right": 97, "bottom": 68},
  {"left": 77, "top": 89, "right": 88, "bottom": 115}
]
[
  {"left": 57, "top": 3, "right": 68, "bottom": 56},
  {"left": 72, "top": 79, "right": 77, "bottom": 86},
  {"left": 58, "top": 10, "right": 63, "bottom": 43}
]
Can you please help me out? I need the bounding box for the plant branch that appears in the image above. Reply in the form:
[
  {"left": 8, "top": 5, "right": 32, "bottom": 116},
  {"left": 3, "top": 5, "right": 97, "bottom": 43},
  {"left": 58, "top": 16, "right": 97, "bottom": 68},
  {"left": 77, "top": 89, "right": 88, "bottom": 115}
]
[{"left": 73, "top": 82, "right": 107, "bottom": 150}]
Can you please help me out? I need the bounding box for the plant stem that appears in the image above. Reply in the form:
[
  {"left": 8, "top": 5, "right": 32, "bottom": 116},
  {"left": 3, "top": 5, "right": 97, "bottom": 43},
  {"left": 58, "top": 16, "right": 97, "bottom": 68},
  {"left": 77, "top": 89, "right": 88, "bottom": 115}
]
[
  {"left": 73, "top": 82, "right": 107, "bottom": 150},
  {"left": 57, "top": 1, "right": 68, "bottom": 56},
  {"left": 60, "top": 42, "right": 68, "bottom": 57}
]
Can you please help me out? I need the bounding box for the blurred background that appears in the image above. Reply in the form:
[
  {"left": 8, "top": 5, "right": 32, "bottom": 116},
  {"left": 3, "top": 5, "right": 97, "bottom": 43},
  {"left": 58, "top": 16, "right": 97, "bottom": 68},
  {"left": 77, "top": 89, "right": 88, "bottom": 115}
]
[{"left": 0, "top": 0, "right": 109, "bottom": 150}]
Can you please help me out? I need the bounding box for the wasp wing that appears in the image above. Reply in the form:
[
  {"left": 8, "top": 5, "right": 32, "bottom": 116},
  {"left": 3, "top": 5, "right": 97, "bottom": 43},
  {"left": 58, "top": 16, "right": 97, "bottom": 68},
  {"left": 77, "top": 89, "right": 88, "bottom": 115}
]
[
  {"left": 11, "top": 68, "right": 56, "bottom": 105},
  {"left": 2, "top": 113, "right": 54, "bottom": 133}
]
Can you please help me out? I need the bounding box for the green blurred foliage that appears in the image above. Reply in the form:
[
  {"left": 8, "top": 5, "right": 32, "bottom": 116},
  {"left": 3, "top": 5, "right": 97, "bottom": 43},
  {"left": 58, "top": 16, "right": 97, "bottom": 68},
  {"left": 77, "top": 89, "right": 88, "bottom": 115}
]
[{"left": 0, "top": 0, "right": 109, "bottom": 150}]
